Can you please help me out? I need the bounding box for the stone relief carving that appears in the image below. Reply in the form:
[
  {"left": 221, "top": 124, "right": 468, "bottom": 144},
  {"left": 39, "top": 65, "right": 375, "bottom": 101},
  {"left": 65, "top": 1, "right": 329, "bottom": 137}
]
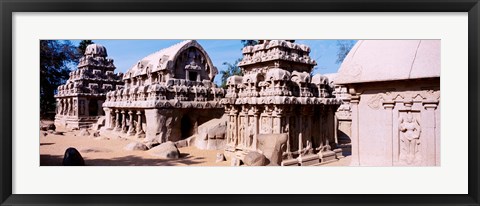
[{"left": 399, "top": 111, "right": 422, "bottom": 165}]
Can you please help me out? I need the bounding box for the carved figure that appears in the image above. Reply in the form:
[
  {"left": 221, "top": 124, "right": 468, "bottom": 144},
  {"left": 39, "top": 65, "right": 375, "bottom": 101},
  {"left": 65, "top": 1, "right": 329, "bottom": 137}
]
[{"left": 399, "top": 112, "right": 421, "bottom": 164}]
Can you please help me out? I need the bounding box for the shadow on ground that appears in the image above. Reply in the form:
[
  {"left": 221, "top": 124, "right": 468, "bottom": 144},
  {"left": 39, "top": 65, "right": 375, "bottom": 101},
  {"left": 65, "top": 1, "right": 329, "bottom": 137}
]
[{"left": 40, "top": 153, "right": 206, "bottom": 166}]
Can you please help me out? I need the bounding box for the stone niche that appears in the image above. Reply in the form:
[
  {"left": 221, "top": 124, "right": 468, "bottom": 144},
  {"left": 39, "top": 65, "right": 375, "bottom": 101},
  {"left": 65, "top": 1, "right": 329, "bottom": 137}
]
[
  {"left": 55, "top": 44, "right": 124, "bottom": 130},
  {"left": 102, "top": 40, "right": 225, "bottom": 144},
  {"left": 335, "top": 40, "right": 440, "bottom": 166},
  {"left": 221, "top": 40, "right": 342, "bottom": 166}
]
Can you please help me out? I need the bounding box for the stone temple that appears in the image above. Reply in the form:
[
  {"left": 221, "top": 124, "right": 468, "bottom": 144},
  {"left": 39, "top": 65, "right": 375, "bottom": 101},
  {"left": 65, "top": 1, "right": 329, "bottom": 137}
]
[
  {"left": 102, "top": 40, "right": 225, "bottom": 143},
  {"left": 221, "top": 40, "right": 342, "bottom": 166},
  {"left": 335, "top": 40, "right": 440, "bottom": 166},
  {"left": 55, "top": 44, "right": 124, "bottom": 129}
]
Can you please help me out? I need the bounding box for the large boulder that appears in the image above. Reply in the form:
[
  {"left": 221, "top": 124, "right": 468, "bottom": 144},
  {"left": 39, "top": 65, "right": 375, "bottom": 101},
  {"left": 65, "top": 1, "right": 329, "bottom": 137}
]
[
  {"left": 62, "top": 147, "right": 85, "bottom": 166},
  {"left": 257, "top": 133, "right": 288, "bottom": 166},
  {"left": 195, "top": 115, "right": 227, "bottom": 150},
  {"left": 149, "top": 141, "right": 180, "bottom": 159},
  {"left": 124, "top": 142, "right": 149, "bottom": 151},
  {"left": 243, "top": 151, "right": 267, "bottom": 166}
]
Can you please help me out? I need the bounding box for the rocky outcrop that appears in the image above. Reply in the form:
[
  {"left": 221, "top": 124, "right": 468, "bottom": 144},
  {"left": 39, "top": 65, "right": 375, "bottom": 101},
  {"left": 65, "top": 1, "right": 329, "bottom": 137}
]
[
  {"left": 149, "top": 141, "right": 180, "bottom": 159},
  {"left": 257, "top": 133, "right": 288, "bottom": 166},
  {"left": 195, "top": 115, "right": 227, "bottom": 150},
  {"left": 244, "top": 151, "right": 267, "bottom": 166},
  {"left": 124, "top": 142, "right": 149, "bottom": 151}
]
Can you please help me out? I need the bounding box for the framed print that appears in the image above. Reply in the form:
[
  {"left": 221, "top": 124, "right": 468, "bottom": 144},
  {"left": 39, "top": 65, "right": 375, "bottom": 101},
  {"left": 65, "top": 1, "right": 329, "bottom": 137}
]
[{"left": 1, "top": 0, "right": 479, "bottom": 205}]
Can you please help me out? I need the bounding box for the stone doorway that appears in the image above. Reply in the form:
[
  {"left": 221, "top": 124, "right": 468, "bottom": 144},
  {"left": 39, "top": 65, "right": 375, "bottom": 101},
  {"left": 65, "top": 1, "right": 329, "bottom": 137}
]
[
  {"left": 180, "top": 115, "right": 194, "bottom": 139},
  {"left": 88, "top": 100, "right": 98, "bottom": 116}
]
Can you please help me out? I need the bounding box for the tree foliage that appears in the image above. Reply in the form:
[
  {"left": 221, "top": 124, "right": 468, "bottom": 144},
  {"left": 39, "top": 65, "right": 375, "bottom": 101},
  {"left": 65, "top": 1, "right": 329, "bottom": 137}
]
[
  {"left": 240, "top": 40, "right": 259, "bottom": 47},
  {"left": 220, "top": 58, "right": 243, "bottom": 88},
  {"left": 40, "top": 40, "right": 79, "bottom": 118},
  {"left": 335, "top": 40, "right": 356, "bottom": 64},
  {"left": 77, "top": 40, "right": 94, "bottom": 58}
]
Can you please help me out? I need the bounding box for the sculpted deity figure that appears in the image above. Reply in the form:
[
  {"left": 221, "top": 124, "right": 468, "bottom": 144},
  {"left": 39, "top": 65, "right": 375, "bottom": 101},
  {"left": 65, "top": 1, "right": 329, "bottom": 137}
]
[
  {"left": 238, "top": 119, "right": 244, "bottom": 149},
  {"left": 399, "top": 112, "right": 421, "bottom": 164}
]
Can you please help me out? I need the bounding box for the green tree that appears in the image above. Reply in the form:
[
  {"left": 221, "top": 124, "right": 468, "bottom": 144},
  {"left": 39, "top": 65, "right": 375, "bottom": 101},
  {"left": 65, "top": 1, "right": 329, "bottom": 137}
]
[
  {"left": 77, "top": 40, "right": 94, "bottom": 58},
  {"left": 335, "top": 40, "right": 356, "bottom": 64},
  {"left": 241, "top": 40, "right": 259, "bottom": 47},
  {"left": 220, "top": 58, "right": 243, "bottom": 88},
  {"left": 40, "top": 40, "right": 79, "bottom": 118}
]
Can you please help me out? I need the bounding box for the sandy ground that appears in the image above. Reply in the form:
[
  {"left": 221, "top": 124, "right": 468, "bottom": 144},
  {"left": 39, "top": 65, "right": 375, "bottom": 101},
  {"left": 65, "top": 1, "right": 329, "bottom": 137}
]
[{"left": 40, "top": 121, "right": 351, "bottom": 166}]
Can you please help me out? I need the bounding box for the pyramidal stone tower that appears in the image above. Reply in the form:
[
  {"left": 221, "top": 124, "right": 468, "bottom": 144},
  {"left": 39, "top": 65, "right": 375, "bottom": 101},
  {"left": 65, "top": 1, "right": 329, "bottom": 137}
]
[
  {"left": 221, "top": 40, "right": 342, "bottom": 166},
  {"left": 55, "top": 44, "right": 124, "bottom": 129}
]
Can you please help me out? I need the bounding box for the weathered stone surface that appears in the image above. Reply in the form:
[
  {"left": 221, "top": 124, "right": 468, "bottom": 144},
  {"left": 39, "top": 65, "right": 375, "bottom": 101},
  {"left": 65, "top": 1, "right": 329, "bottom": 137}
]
[
  {"left": 244, "top": 151, "right": 267, "bottom": 166},
  {"left": 62, "top": 147, "right": 85, "bottom": 166},
  {"left": 144, "top": 142, "right": 160, "bottom": 150},
  {"left": 149, "top": 141, "right": 180, "bottom": 159},
  {"left": 257, "top": 133, "right": 288, "bottom": 166},
  {"left": 195, "top": 115, "right": 227, "bottom": 150},
  {"left": 216, "top": 153, "right": 225, "bottom": 163},
  {"left": 230, "top": 156, "right": 241, "bottom": 166},
  {"left": 124, "top": 142, "right": 149, "bottom": 151},
  {"left": 175, "top": 139, "right": 189, "bottom": 148},
  {"left": 79, "top": 128, "right": 90, "bottom": 136}
]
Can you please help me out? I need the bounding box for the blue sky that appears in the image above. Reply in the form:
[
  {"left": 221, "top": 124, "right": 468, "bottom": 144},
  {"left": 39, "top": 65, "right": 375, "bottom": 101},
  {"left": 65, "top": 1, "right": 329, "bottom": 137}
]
[{"left": 69, "top": 40, "right": 356, "bottom": 85}]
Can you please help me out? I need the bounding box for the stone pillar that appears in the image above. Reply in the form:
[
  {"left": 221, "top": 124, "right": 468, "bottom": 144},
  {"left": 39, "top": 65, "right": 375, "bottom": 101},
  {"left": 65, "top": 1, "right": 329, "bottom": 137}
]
[
  {"left": 185, "top": 70, "right": 189, "bottom": 81},
  {"left": 110, "top": 109, "right": 116, "bottom": 130},
  {"left": 136, "top": 111, "right": 144, "bottom": 135},
  {"left": 127, "top": 110, "right": 135, "bottom": 136},
  {"left": 145, "top": 109, "right": 162, "bottom": 142},
  {"left": 423, "top": 100, "right": 438, "bottom": 166},
  {"left": 298, "top": 112, "right": 303, "bottom": 156},
  {"left": 121, "top": 110, "right": 127, "bottom": 133},
  {"left": 115, "top": 109, "right": 121, "bottom": 131},
  {"left": 383, "top": 100, "right": 395, "bottom": 166},
  {"left": 103, "top": 108, "right": 111, "bottom": 128},
  {"left": 252, "top": 106, "right": 260, "bottom": 150},
  {"left": 350, "top": 92, "right": 360, "bottom": 166}
]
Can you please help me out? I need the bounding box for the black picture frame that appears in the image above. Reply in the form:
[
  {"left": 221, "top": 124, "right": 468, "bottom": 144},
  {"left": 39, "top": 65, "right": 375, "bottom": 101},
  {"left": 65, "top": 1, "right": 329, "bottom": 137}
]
[{"left": 1, "top": 0, "right": 479, "bottom": 205}]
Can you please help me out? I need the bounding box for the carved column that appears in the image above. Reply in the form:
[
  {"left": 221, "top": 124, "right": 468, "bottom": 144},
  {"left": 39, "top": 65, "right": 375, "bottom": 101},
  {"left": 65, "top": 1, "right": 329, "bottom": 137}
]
[
  {"left": 298, "top": 111, "right": 303, "bottom": 157},
  {"left": 350, "top": 91, "right": 360, "bottom": 166},
  {"left": 423, "top": 100, "right": 438, "bottom": 166},
  {"left": 127, "top": 110, "right": 135, "bottom": 136},
  {"left": 115, "top": 109, "right": 121, "bottom": 131},
  {"left": 110, "top": 109, "right": 116, "bottom": 129},
  {"left": 252, "top": 106, "right": 260, "bottom": 150},
  {"left": 121, "top": 110, "right": 127, "bottom": 133},
  {"left": 136, "top": 111, "right": 144, "bottom": 135},
  {"left": 383, "top": 100, "right": 395, "bottom": 166}
]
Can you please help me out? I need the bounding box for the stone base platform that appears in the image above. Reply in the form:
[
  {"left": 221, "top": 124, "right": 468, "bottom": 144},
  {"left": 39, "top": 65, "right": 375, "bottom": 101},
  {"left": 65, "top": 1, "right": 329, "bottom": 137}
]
[{"left": 55, "top": 115, "right": 99, "bottom": 130}]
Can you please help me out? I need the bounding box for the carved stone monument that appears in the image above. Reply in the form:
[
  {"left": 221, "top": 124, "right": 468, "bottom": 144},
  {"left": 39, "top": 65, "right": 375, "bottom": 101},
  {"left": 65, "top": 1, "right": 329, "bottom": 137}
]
[
  {"left": 55, "top": 44, "right": 124, "bottom": 130},
  {"left": 221, "top": 40, "right": 342, "bottom": 166},
  {"left": 335, "top": 40, "right": 440, "bottom": 166},
  {"left": 102, "top": 40, "right": 224, "bottom": 143}
]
